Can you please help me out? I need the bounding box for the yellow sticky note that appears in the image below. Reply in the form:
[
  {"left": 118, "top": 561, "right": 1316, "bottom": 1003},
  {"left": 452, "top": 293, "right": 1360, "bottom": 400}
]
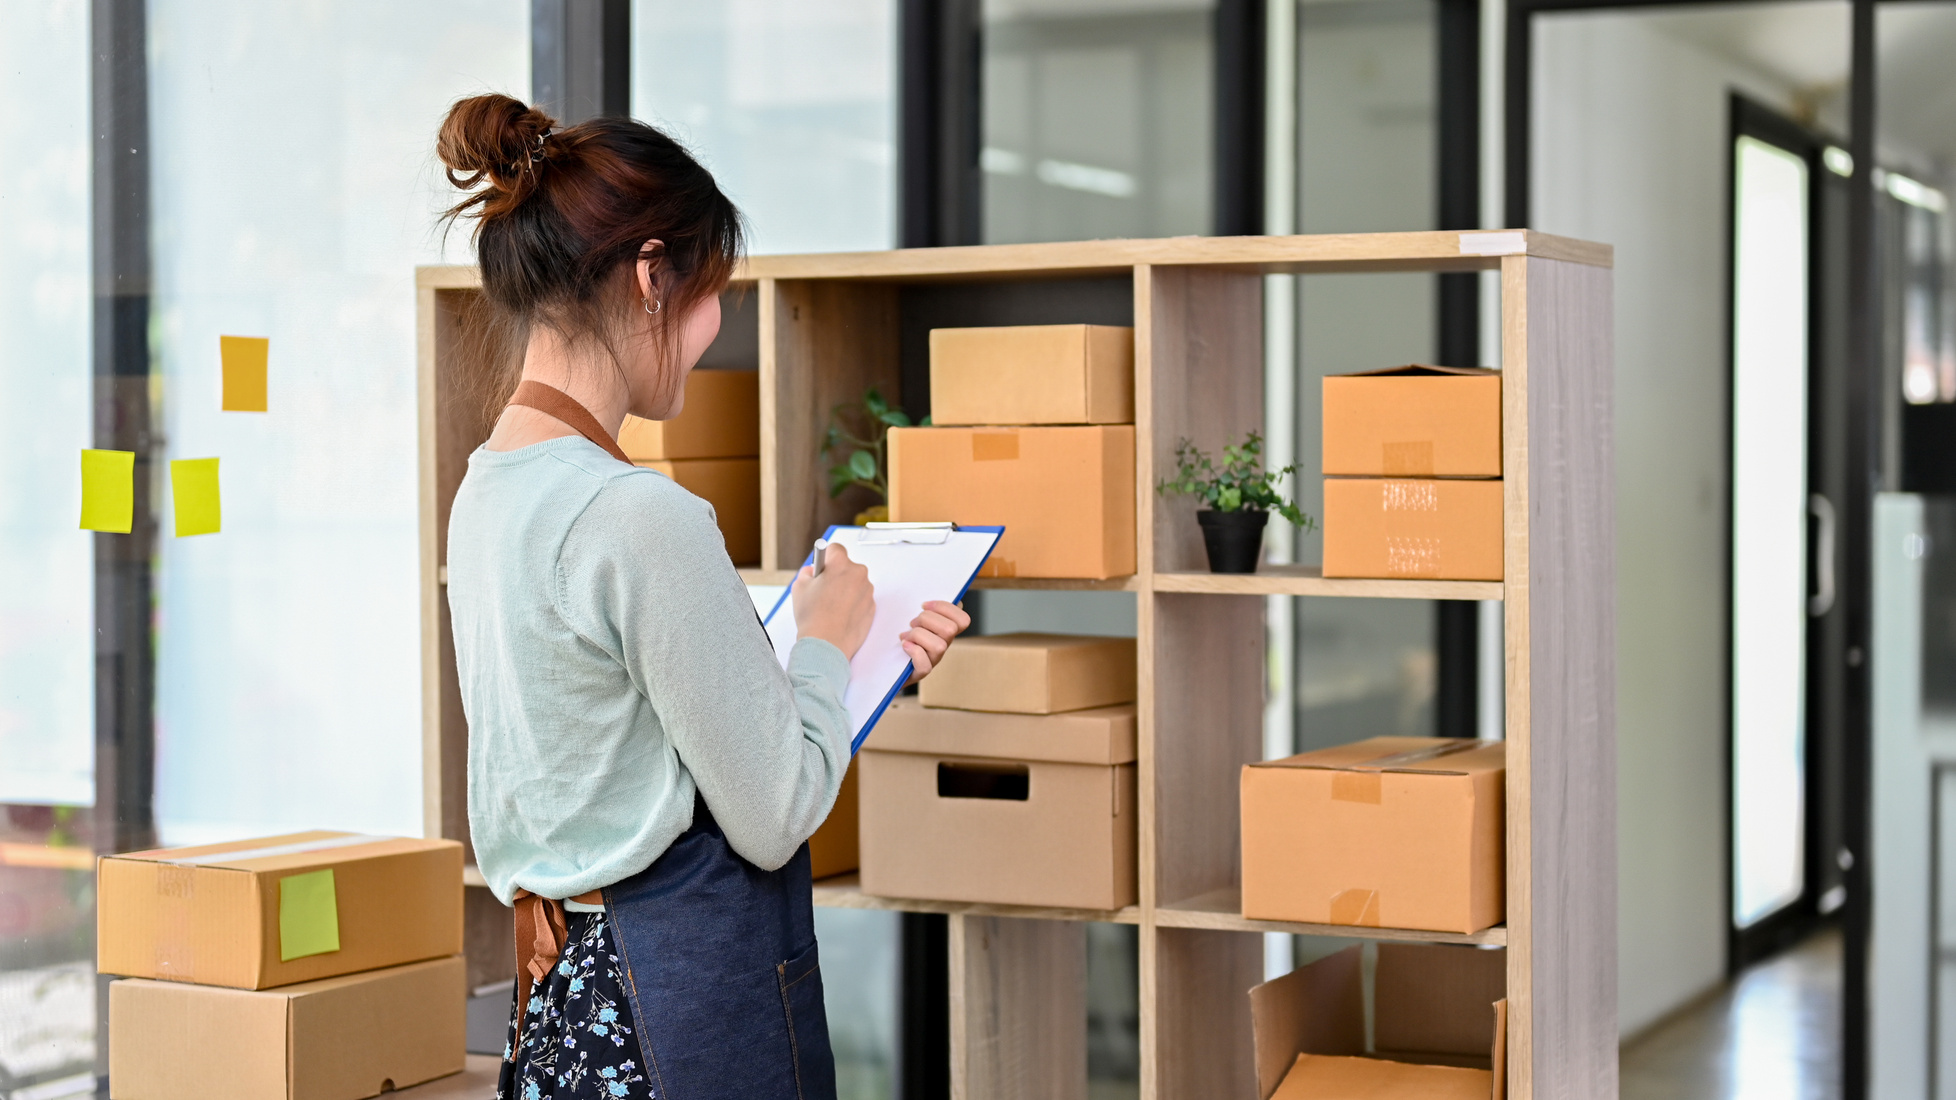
[
  {"left": 221, "top": 335, "right": 269, "bottom": 412},
  {"left": 278, "top": 869, "right": 341, "bottom": 961},
  {"left": 80, "top": 450, "right": 135, "bottom": 533},
  {"left": 170, "top": 458, "right": 221, "bottom": 537}
]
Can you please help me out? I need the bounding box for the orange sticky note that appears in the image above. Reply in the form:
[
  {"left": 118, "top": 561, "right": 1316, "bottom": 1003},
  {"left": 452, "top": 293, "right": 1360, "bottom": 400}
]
[
  {"left": 221, "top": 336, "right": 269, "bottom": 412},
  {"left": 170, "top": 458, "right": 221, "bottom": 537},
  {"left": 80, "top": 450, "right": 135, "bottom": 533}
]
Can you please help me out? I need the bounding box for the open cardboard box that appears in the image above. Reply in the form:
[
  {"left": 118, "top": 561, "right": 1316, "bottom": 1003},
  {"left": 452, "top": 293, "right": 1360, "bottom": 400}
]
[
  {"left": 1252, "top": 943, "right": 1507, "bottom": 1100},
  {"left": 1321, "top": 365, "right": 1501, "bottom": 478}
]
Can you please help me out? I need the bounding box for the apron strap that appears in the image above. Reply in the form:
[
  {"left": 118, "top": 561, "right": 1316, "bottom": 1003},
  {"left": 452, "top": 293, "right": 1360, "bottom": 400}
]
[
  {"left": 507, "top": 379, "right": 633, "bottom": 465},
  {"left": 510, "top": 886, "right": 607, "bottom": 1060}
]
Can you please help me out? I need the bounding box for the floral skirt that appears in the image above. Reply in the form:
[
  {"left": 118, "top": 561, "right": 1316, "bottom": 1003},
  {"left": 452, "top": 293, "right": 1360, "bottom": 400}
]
[{"left": 498, "top": 911, "right": 656, "bottom": 1100}]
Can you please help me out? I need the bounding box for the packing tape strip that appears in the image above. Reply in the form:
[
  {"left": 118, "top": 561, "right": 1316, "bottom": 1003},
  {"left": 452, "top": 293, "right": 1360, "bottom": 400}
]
[
  {"left": 1382, "top": 441, "right": 1435, "bottom": 477},
  {"left": 160, "top": 832, "right": 387, "bottom": 866},
  {"left": 1331, "top": 772, "right": 1383, "bottom": 804},
  {"left": 155, "top": 863, "right": 195, "bottom": 982}
]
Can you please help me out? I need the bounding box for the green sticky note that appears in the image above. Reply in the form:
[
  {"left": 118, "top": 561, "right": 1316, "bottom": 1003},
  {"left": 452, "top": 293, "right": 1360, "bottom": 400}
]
[
  {"left": 80, "top": 449, "right": 135, "bottom": 533},
  {"left": 279, "top": 868, "right": 341, "bottom": 961},
  {"left": 170, "top": 457, "right": 222, "bottom": 537},
  {"left": 221, "top": 335, "right": 270, "bottom": 412}
]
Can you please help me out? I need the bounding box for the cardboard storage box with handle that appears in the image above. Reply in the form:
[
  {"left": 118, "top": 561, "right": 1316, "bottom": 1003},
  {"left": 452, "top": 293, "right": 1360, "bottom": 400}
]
[
  {"left": 109, "top": 955, "right": 465, "bottom": 1100},
  {"left": 1251, "top": 942, "right": 1507, "bottom": 1100},
  {"left": 1242, "top": 738, "right": 1504, "bottom": 934},
  {"left": 859, "top": 701, "right": 1137, "bottom": 910},
  {"left": 97, "top": 832, "right": 463, "bottom": 990}
]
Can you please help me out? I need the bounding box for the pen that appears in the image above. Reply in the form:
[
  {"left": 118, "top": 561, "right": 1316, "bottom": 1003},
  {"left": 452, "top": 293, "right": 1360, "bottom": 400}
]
[{"left": 811, "top": 537, "right": 829, "bottom": 576}]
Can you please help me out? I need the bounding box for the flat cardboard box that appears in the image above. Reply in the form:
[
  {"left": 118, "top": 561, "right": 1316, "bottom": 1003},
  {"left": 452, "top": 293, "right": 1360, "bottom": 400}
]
[
  {"left": 110, "top": 955, "right": 466, "bottom": 1100},
  {"left": 1242, "top": 738, "right": 1504, "bottom": 934},
  {"left": 917, "top": 632, "right": 1137, "bottom": 715},
  {"left": 617, "top": 368, "right": 759, "bottom": 460},
  {"left": 860, "top": 701, "right": 1137, "bottom": 910},
  {"left": 1322, "top": 365, "right": 1501, "bottom": 477},
  {"left": 98, "top": 832, "right": 464, "bottom": 990},
  {"left": 808, "top": 757, "right": 859, "bottom": 880},
  {"left": 1321, "top": 478, "right": 1503, "bottom": 581},
  {"left": 1251, "top": 943, "right": 1507, "bottom": 1100},
  {"left": 636, "top": 456, "right": 761, "bottom": 565},
  {"left": 929, "top": 324, "right": 1134, "bottom": 426},
  {"left": 887, "top": 425, "right": 1136, "bottom": 579}
]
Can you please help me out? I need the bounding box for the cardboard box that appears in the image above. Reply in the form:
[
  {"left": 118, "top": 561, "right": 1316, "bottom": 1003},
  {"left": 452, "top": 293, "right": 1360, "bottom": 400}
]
[
  {"left": 887, "top": 425, "right": 1136, "bottom": 579},
  {"left": 1321, "top": 478, "right": 1503, "bottom": 581},
  {"left": 860, "top": 701, "right": 1137, "bottom": 909},
  {"left": 808, "top": 757, "right": 859, "bottom": 880},
  {"left": 109, "top": 955, "right": 466, "bottom": 1100},
  {"left": 917, "top": 632, "right": 1137, "bottom": 714},
  {"left": 636, "top": 457, "right": 761, "bottom": 565},
  {"left": 929, "top": 324, "right": 1134, "bottom": 426},
  {"left": 1251, "top": 943, "right": 1507, "bottom": 1100},
  {"left": 1322, "top": 365, "right": 1502, "bottom": 478},
  {"left": 98, "top": 832, "right": 463, "bottom": 990},
  {"left": 1242, "top": 738, "right": 1504, "bottom": 934},
  {"left": 617, "top": 368, "right": 759, "bottom": 460}
]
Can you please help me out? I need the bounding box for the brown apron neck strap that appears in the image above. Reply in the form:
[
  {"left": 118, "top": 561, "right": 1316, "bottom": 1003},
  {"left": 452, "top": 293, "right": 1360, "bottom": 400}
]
[{"left": 507, "top": 379, "right": 633, "bottom": 465}]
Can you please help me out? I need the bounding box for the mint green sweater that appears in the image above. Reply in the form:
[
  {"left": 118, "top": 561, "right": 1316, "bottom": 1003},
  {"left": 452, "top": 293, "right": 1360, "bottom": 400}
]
[{"left": 446, "top": 436, "right": 852, "bottom": 905}]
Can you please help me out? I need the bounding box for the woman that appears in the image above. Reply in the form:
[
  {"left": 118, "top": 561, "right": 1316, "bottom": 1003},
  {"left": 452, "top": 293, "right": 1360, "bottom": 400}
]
[{"left": 435, "top": 94, "right": 969, "bottom": 1100}]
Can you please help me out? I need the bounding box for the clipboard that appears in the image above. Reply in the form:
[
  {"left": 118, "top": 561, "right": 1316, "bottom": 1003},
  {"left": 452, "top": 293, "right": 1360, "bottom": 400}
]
[{"left": 763, "top": 523, "right": 1003, "bottom": 753}]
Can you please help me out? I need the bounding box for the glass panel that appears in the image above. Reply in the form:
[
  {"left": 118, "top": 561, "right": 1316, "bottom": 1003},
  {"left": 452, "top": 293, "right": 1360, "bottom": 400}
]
[
  {"left": 1729, "top": 134, "right": 1811, "bottom": 929},
  {"left": 145, "top": 3, "right": 529, "bottom": 845},
  {"left": 630, "top": 0, "right": 898, "bottom": 254},
  {"left": 981, "top": 0, "right": 1214, "bottom": 244},
  {"left": 0, "top": 3, "right": 101, "bottom": 1091}
]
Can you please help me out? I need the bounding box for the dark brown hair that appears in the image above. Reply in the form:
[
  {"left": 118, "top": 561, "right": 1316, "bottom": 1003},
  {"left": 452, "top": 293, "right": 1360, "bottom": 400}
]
[{"left": 436, "top": 93, "right": 743, "bottom": 408}]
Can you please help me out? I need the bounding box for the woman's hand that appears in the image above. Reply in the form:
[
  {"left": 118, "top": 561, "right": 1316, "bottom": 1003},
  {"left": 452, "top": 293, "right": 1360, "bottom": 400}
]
[
  {"left": 793, "top": 545, "right": 876, "bottom": 659},
  {"left": 902, "top": 600, "right": 973, "bottom": 684}
]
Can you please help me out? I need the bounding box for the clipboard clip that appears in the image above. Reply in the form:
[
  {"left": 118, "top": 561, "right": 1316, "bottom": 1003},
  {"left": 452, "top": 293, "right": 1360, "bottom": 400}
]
[{"left": 859, "top": 521, "right": 956, "bottom": 545}]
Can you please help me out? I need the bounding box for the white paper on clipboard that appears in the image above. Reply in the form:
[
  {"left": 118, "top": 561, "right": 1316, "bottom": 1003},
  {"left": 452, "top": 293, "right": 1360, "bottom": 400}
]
[{"left": 763, "top": 524, "right": 1003, "bottom": 753}]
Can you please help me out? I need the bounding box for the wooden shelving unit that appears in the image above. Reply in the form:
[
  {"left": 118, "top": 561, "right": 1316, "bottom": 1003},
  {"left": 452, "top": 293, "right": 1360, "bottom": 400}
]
[{"left": 418, "top": 229, "right": 1617, "bottom": 1099}]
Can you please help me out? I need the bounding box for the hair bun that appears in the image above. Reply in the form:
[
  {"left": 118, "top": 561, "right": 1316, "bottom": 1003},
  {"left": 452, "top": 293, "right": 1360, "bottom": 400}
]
[{"left": 437, "top": 93, "right": 558, "bottom": 218}]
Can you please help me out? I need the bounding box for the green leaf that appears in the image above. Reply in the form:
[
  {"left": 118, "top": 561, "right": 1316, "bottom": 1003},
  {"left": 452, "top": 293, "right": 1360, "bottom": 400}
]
[
  {"left": 1217, "top": 485, "right": 1242, "bottom": 511},
  {"left": 828, "top": 466, "right": 854, "bottom": 498},
  {"left": 848, "top": 449, "right": 879, "bottom": 480},
  {"left": 864, "top": 388, "right": 888, "bottom": 415},
  {"left": 921, "top": 414, "right": 933, "bottom": 427},
  {"left": 879, "top": 409, "right": 912, "bottom": 427}
]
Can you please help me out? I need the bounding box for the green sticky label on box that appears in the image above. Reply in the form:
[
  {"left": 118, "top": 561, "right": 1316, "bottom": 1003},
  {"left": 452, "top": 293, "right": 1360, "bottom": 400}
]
[{"left": 278, "top": 868, "right": 341, "bottom": 961}]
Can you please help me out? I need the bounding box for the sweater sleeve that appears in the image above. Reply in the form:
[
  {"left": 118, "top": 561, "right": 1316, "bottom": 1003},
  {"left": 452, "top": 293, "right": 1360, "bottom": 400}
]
[{"left": 555, "top": 471, "right": 853, "bottom": 871}]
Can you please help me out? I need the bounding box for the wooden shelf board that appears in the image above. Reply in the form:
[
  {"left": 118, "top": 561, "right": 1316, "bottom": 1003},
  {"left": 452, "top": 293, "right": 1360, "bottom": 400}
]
[
  {"left": 970, "top": 574, "right": 1141, "bottom": 591},
  {"left": 736, "top": 568, "right": 793, "bottom": 586},
  {"left": 1156, "top": 887, "right": 1507, "bottom": 946},
  {"left": 0, "top": 842, "right": 94, "bottom": 870},
  {"left": 461, "top": 863, "right": 488, "bottom": 889},
  {"left": 1153, "top": 565, "right": 1502, "bottom": 601},
  {"left": 812, "top": 873, "right": 1142, "bottom": 925}
]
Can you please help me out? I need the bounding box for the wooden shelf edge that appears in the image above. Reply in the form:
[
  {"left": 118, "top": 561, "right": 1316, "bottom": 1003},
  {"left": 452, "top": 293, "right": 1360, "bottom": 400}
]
[
  {"left": 1153, "top": 566, "right": 1502, "bottom": 602},
  {"left": 1156, "top": 889, "right": 1506, "bottom": 946},
  {"left": 737, "top": 568, "right": 794, "bottom": 586},
  {"left": 970, "top": 574, "right": 1141, "bottom": 591},
  {"left": 462, "top": 863, "right": 488, "bottom": 889},
  {"left": 812, "top": 874, "right": 1142, "bottom": 925}
]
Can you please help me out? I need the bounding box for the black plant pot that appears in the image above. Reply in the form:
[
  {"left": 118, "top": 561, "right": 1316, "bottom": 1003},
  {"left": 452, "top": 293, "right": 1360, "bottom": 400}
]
[{"left": 1197, "top": 509, "right": 1268, "bottom": 573}]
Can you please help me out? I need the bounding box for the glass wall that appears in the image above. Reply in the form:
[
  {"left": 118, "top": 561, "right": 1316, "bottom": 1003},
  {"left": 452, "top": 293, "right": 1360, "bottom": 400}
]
[{"left": 630, "top": 0, "right": 898, "bottom": 255}]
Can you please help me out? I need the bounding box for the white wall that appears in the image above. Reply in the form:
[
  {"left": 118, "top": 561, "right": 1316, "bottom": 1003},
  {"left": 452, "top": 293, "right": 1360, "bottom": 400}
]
[{"left": 1532, "top": 12, "right": 1799, "bottom": 1037}]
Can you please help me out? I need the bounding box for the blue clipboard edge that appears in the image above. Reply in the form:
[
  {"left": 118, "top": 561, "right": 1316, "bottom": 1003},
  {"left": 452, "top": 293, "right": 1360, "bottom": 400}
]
[{"left": 758, "top": 524, "right": 1006, "bottom": 754}]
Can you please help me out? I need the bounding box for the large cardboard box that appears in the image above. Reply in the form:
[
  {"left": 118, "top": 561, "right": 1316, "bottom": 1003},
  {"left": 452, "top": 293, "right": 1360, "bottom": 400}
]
[
  {"left": 98, "top": 833, "right": 463, "bottom": 990},
  {"left": 1242, "top": 738, "right": 1504, "bottom": 934},
  {"left": 617, "top": 368, "right": 759, "bottom": 460},
  {"left": 1321, "top": 478, "right": 1503, "bottom": 581},
  {"left": 808, "top": 757, "right": 859, "bottom": 880},
  {"left": 109, "top": 955, "right": 466, "bottom": 1100},
  {"left": 887, "top": 425, "right": 1136, "bottom": 579},
  {"left": 636, "top": 457, "right": 761, "bottom": 565},
  {"left": 917, "top": 632, "right": 1137, "bottom": 714},
  {"left": 929, "top": 324, "right": 1134, "bottom": 426},
  {"left": 1322, "top": 365, "right": 1501, "bottom": 477},
  {"left": 860, "top": 701, "right": 1137, "bottom": 909},
  {"left": 1251, "top": 943, "right": 1507, "bottom": 1100}
]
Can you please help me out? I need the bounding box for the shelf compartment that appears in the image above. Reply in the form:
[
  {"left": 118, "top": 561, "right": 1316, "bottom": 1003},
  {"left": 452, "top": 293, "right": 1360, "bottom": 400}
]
[
  {"left": 811, "top": 873, "right": 1142, "bottom": 925},
  {"left": 1153, "top": 564, "right": 1502, "bottom": 601},
  {"left": 1156, "top": 887, "right": 1507, "bottom": 946}
]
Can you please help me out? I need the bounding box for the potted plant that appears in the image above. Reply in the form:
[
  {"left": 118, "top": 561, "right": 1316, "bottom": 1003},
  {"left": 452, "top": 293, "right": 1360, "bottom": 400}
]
[
  {"left": 1156, "top": 432, "right": 1314, "bottom": 573},
  {"left": 822, "top": 386, "right": 928, "bottom": 525}
]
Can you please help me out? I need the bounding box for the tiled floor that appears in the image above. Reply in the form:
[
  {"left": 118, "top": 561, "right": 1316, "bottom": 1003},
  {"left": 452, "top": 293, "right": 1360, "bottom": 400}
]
[{"left": 1621, "top": 927, "right": 1842, "bottom": 1100}]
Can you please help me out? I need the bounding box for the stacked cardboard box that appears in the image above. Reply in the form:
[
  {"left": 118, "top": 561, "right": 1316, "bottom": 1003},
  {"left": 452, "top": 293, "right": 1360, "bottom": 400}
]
[
  {"left": 1321, "top": 366, "right": 1502, "bottom": 580},
  {"left": 888, "top": 325, "right": 1137, "bottom": 579},
  {"left": 620, "top": 368, "right": 761, "bottom": 565},
  {"left": 861, "top": 633, "right": 1139, "bottom": 909},
  {"left": 99, "top": 832, "right": 466, "bottom": 1100}
]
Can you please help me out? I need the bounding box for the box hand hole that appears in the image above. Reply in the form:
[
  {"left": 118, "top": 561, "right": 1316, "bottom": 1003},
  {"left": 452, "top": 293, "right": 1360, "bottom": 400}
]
[{"left": 936, "top": 761, "right": 1030, "bottom": 801}]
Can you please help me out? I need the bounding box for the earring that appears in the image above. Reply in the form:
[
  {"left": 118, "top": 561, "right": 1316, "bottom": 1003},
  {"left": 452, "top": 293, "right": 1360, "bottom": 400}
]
[{"left": 643, "top": 297, "right": 661, "bottom": 315}]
